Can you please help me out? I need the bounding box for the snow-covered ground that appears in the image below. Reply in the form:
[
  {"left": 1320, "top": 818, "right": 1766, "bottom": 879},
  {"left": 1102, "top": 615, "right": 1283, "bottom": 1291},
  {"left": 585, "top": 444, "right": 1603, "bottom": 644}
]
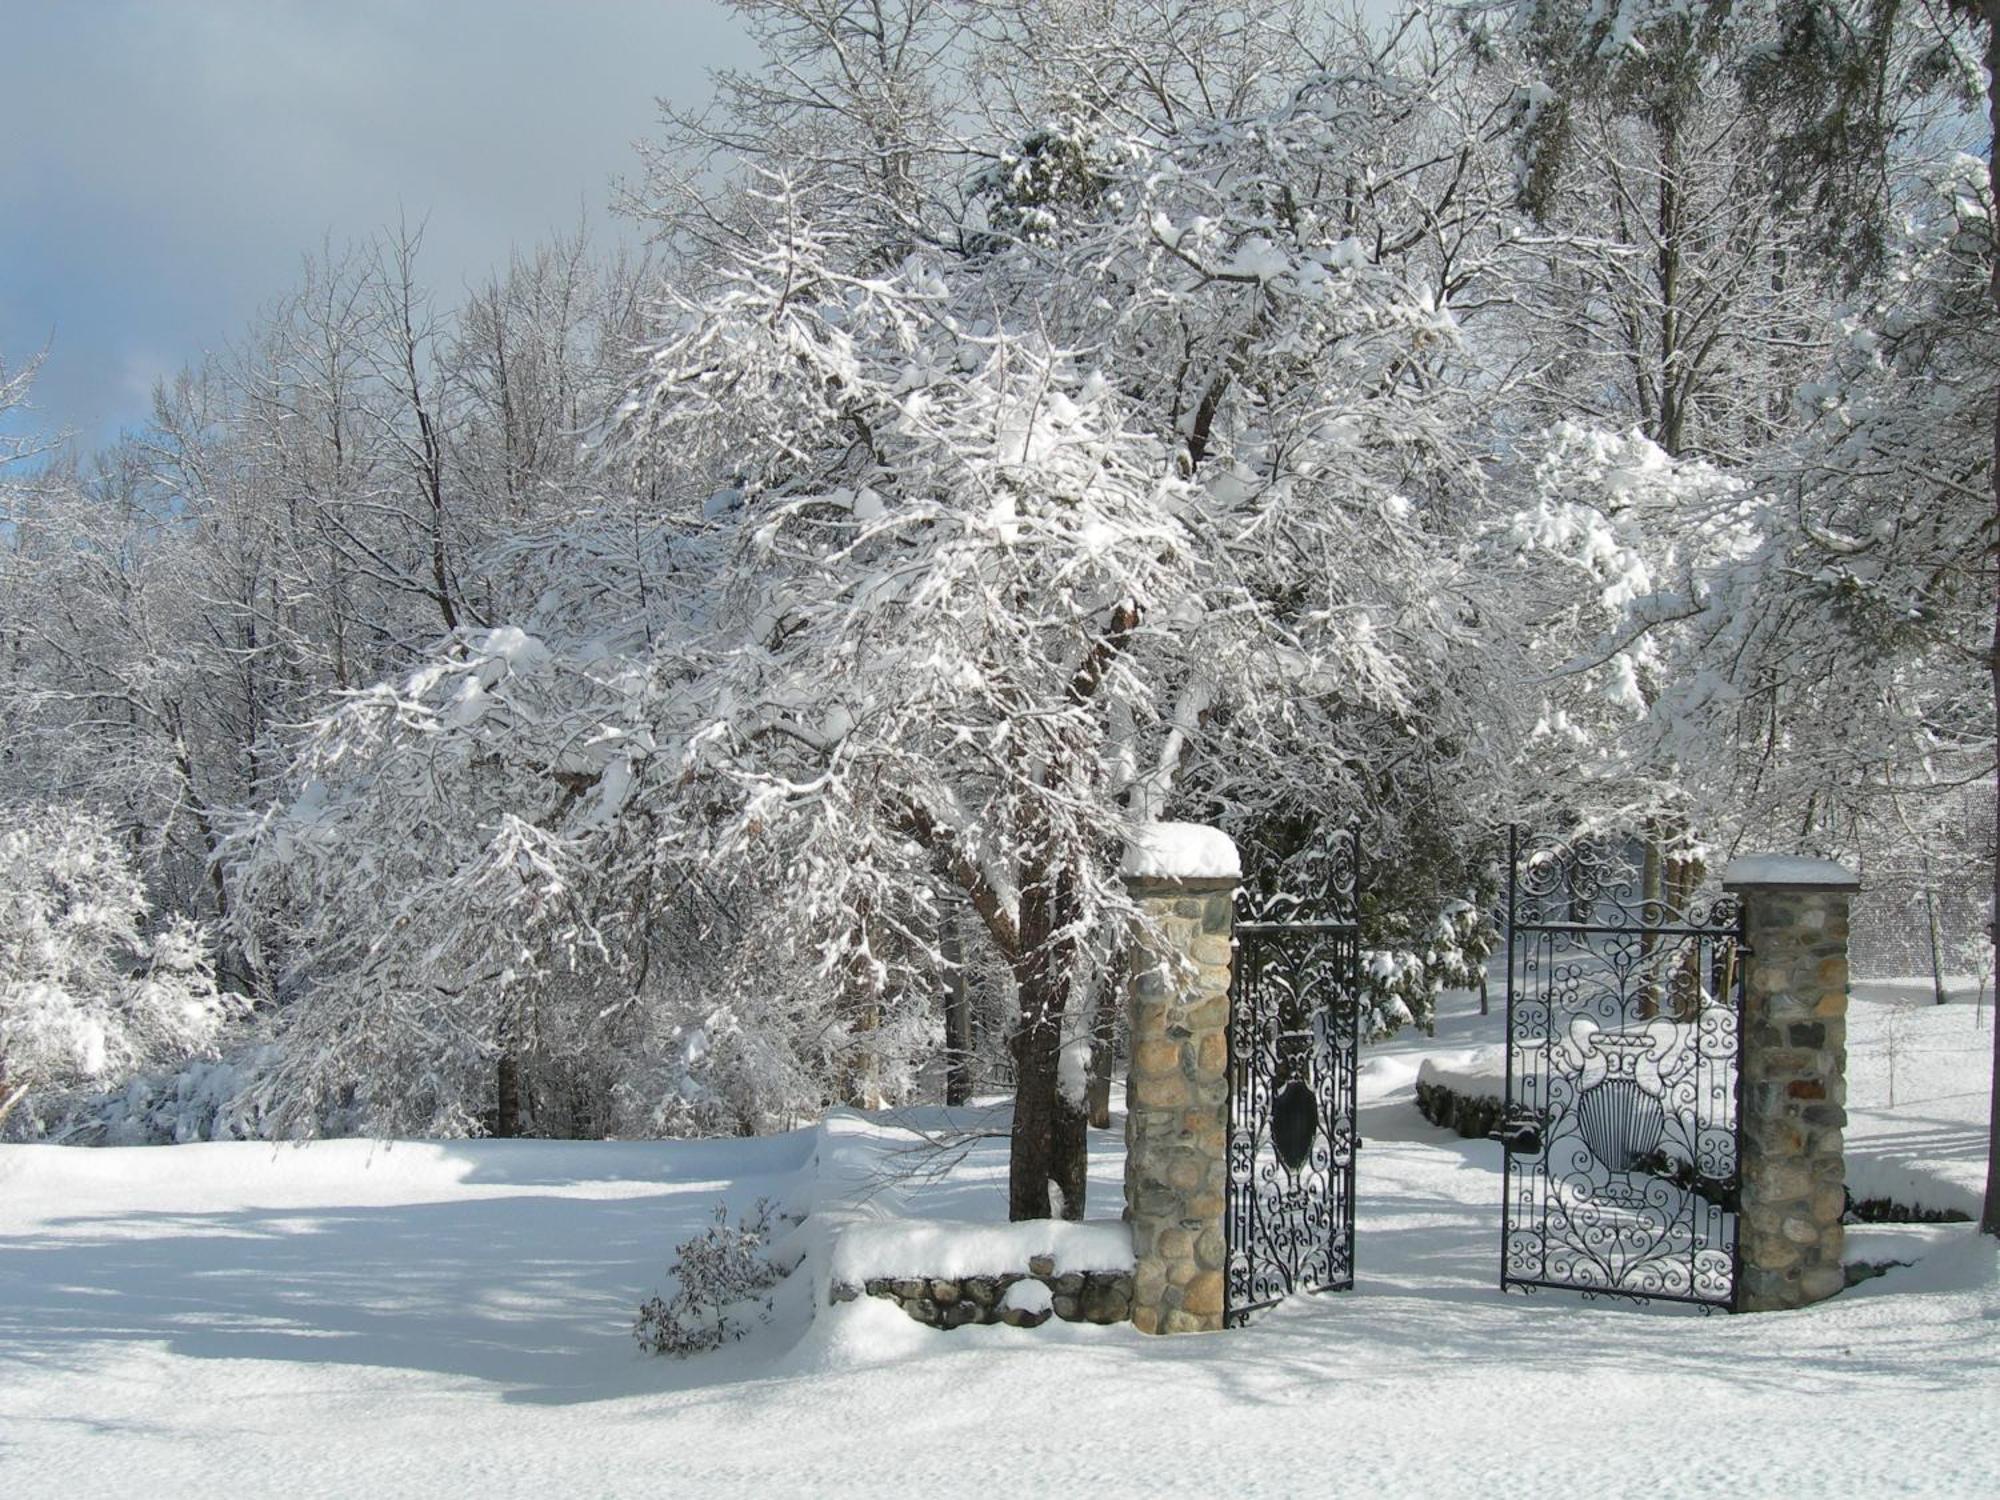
[
  {"left": 4, "top": 984, "right": 1995, "bottom": 1498},
  {"left": 1842, "top": 977, "right": 1995, "bottom": 1216}
]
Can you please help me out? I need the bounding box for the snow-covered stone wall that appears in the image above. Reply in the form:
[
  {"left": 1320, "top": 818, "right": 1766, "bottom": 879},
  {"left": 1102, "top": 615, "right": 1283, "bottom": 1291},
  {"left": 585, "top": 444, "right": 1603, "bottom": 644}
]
[{"left": 831, "top": 1264, "right": 1136, "bottom": 1329}]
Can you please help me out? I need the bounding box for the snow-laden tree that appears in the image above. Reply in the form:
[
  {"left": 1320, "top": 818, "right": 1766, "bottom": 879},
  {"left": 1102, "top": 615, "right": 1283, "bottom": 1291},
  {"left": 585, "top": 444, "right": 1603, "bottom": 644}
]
[
  {"left": 964, "top": 0, "right": 1334, "bottom": 142},
  {"left": 0, "top": 804, "right": 237, "bottom": 1132},
  {"left": 0, "top": 443, "right": 237, "bottom": 930},
  {"left": 1487, "top": 0, "right": 1999, "bottom": 1233},
  {"left": 1771, "top": 140, "right": 1994, "bottom": 840},
  {"left": 0, "top": 349, "right": 51, "bottom": 469},
  {"left": 1459, "top": 3, "right": 1982, "bottom": 902},
  {"left": 963, "top": 40, "right": 1519, "bottom": 1029},
  {"left": 1493, "top": 424, "right": 1764, "bottom": 837},
  {"left": 1466, "top": 0, "right": 1849, "bottom": 462},
  {"left": 1456, "top": 0, "right": 1833, "bottom": 896},
  {"left": 0, "top": 229, "right": 651, "bottom": 992},
  {"left": 1767, "top": 53, "right": 1998, "bottom": 1234},
  {"left": 234, "top": 33, "right": 1506, "bottom": 1212},
  {"left": 627, "top": 0, "right": 981, "bottom": 279},
  {"left": 609, "top": 56, "right": 1509, "bottom": 1212},
  {"left": 222, "top": 627, "right": 628, "bottom": 1138}
]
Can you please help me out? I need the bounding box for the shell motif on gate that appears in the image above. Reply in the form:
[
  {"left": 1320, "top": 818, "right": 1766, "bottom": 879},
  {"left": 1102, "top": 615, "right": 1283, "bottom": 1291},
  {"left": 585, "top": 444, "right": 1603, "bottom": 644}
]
[{"left": 1562, "top": 1020, "right": 1688, "bottom": 1177}]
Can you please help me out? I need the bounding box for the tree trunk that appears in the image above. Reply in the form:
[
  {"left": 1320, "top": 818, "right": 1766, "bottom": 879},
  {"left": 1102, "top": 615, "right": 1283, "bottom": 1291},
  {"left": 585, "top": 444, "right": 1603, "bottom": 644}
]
[
  {"left": 1666, "top": 849, "right": 1705, "bottom": 1022},
  {"left": 839, "top": 898, "right": 885, "bottom": 1109},
  {"left": 1084, "top": 1075, "right": 1113, "bottom": 1131},
  {"left": 942, "top": 906, "right": 973, "bottom": 1108},
  {"left": 840, "top": 1003, "right": 882, "bottom": 1110},
  {"left": 0, "top": 1070, "right": 25, "bottom": 1134},
  {"left": 1007, "top": 857, "right": 1087, "bottom": 1221},
  {"left": 1638, "top": 823, "right": 1665, "bottom": 1018},
  {"left": 1008, "top": 852, "right": 1088, "bottom": 1216},
  {"left": 494, "top": 1053, "right": 523, "bottom": 1139},
  {"left": 1052, "top": 1072, "right": 1090, "bottom": 1213},
  {"left": 1922, "top": 852, "right": 1949, "bottom": 1007},
  {"left": 1007, "top": 973, "right": 1087, "bottom": 1220},
  {"left": 1985, "top": 434, "right": 2000, "bottom": 1235},
  {"left": 1980, "top": 0, "right": 2000, "bottom": 1241},
  {"left": 1084, "top": 945, "right": 1126, "bottom": 1130},
  {"left": 1084, "top": 1005, "right": 1115, "bottom": 1130}
]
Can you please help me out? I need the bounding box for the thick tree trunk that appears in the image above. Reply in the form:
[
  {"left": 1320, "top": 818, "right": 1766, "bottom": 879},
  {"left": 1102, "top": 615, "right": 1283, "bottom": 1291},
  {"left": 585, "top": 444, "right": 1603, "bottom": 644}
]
[
  {"left": 1006, "top": 974, "right": 1087, "bottom": 1220},
  {"left": 494, "top": 1053, "right": 523, "bottom": 1139},
  {"left": 1007, "top": 857, "right": 1088, "bottom": 1221},
  {"left": 1052, "top": 1075, "right": 1091, "bottom": 1211},
  {"left": 999, "top": 605, "right": 1139, "bottom": 1216},
  {"left": 1008, "top": 848, "right": 1088, "bottom": 1224}
]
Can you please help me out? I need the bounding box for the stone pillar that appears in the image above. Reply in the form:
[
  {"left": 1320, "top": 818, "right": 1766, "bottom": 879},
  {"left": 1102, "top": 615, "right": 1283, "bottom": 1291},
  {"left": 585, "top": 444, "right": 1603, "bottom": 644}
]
[
  {"left": 1121, "top": 824, "right": 1237, "bottom": 1335},
  {"left": 1723, "top": 856, "right": 1860, "bottom": 1313}
]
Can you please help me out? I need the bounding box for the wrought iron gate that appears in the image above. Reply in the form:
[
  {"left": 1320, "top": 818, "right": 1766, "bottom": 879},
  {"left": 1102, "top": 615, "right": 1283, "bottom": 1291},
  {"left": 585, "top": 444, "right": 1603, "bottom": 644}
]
[
  {"left": 1225, "top": 828, "right": 1363, "bottom": 1326},
  {"left": 1498, "top": 828, "right": 1746, "bottom": 1308}
]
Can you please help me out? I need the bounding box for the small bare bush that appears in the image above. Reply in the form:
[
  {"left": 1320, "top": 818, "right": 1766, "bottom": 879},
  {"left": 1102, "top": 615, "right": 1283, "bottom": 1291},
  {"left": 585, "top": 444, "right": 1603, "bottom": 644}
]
[{"left": 634, "top": 1199, "right": 789, "bottom": 1358}]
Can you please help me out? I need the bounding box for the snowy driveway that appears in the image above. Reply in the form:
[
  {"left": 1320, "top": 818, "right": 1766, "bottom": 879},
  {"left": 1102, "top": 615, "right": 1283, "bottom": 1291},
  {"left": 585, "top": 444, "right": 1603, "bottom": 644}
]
[{"left": 3, "top": 995, "right": 1997, "bottom": 1497}]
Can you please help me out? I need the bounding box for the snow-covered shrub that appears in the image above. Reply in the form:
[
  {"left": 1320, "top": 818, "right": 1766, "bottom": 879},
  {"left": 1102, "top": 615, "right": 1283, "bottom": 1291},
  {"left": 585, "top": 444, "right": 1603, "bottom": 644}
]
[
  {"left": 1358, "top": 898, "right": 1500, "bottom": 1038},
  {"left": 38, "top": 1044, "right": 292, "bottom": 1145},
  {"left": 1359, "top": 948, "right": 1426, "bottom": 1038},
  {"left": 0, "top": 804, "right": 241, "bottom": 1133},
  {"left": 634, "top": 1199, "right": 793, "bottom": 1358}
]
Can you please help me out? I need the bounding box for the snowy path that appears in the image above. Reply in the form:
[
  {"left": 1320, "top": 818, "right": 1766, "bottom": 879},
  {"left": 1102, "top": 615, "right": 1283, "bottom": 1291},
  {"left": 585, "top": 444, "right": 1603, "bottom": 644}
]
[{"left": 3, "top": 991, "right": 1997, "bottom": 1497}]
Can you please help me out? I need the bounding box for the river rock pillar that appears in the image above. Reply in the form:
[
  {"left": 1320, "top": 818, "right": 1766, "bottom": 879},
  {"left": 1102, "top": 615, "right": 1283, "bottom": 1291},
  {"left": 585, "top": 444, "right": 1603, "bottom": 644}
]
[
  {"left": 1120, "top": 823, "right": 1238, "bottom": 1335},
  {"left": 1722, "top": 856, "right": 1860, "bottom": 1312}
]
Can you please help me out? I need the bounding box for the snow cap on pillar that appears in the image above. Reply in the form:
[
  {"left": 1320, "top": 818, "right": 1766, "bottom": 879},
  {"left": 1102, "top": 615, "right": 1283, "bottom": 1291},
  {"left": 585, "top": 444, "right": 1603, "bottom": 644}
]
[
  {"left": 1721, "top": 854, "right": 1860, "bottom": 892},
  {"left": 1119, "top": 822, "right": 1241, "bottom": 883}
]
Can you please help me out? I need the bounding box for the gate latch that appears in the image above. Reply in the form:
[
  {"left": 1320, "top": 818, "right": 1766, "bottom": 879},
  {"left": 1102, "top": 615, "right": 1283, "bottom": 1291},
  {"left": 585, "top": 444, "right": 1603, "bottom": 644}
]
[{"left": 1488, "top": 1114, "right": 1544, "bottom": 1156}]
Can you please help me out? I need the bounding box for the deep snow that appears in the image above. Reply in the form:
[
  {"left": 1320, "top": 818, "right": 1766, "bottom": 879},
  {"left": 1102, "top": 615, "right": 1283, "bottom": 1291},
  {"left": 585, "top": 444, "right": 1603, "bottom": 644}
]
[{"left": 2, "top": 983, "right": 1995, "bottom": 1498}]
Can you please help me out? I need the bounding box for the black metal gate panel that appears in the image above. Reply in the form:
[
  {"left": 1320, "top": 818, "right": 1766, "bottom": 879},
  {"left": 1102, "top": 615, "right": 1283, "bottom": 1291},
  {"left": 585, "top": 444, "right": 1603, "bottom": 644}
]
[
  {"left": 1225, "top": 830, "right": 1362, "bottom": 1326},
  {"left": 1499, "top": 828, "right": 1746, "bottom": 1308}
]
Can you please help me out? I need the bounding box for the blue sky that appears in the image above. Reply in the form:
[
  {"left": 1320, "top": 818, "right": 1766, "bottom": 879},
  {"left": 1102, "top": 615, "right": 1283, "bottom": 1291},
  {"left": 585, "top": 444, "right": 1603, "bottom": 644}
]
[{"left": 0, "top": 0, "right": 754, "bottom": 450}]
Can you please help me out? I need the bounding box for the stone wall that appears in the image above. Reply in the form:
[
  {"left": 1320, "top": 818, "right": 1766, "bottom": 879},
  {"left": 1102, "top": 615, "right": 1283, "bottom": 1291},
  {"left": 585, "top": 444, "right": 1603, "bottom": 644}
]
[
  {"left": 1123, "top": 871, "right": 1234, "bottom": 1334},
  {"left": 1724, "top": 858, "right": 1859, "bottom": 1313},
  {"left": 831, "top": 1263, "right": 1135, "bottom": 1328}
]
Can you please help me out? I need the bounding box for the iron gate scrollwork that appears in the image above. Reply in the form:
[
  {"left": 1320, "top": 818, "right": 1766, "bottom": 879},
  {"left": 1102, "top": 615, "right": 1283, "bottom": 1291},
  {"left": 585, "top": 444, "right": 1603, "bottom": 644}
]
[
  {"left": 1499, "top": 827, "right": 1746, "bottom": 1309},
  {"left": 1225, "top": 827, "right": 1363, "bottom": 1326}
]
